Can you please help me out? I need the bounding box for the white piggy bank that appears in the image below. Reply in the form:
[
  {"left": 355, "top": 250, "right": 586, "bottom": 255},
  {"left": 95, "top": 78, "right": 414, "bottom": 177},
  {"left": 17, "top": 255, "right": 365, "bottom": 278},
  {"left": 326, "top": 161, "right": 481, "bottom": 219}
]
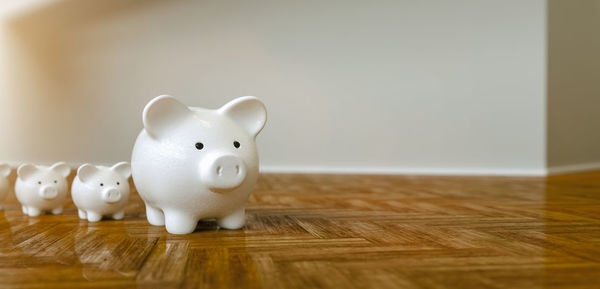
[
  {"left": 0, "top": 163, "right": 11, "bottom": 209},
  {"left": 71, "top": 162, "right": 131, "bottom": 222},
  {"left": 15, "top": 162, "right": 71, "bottom": 216},
  {"left": 131, "top": 95, "right": 267, "bottom": 234}
]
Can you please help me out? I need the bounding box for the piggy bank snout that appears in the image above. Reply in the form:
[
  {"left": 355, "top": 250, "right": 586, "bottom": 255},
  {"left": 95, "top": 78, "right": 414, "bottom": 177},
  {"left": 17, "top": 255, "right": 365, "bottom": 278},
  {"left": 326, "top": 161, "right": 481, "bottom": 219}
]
[
  {"left": 102, "top": 188, "right": 122, "bottom": 203},
  {"left": 202, "top": 154, "right": 246, "bottom": 190},
  {"left": 39, "top": 185, "right": 58, "bottom": 200}
]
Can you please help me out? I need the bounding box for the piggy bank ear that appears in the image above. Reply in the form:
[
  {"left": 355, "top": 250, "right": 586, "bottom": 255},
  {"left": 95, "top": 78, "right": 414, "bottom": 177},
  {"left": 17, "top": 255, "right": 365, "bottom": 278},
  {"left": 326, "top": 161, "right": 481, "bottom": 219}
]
[
  {"left": 50, "top": 162, "right": 71, "bottom": 178},
  {"left": 17, "top": 164, "right": 37, "bottom": 181},
  {"left": 111, "top": 162, "right": 131, "bottom": 179},
  {"left": 219, "top": 96, "right": 267, "bottom": 137},
  {"left": 0, "top": 163, "right": 11, "bottom": 177},
  {"left": 77, "top": 164, "right": 98, "bottom": 183},
  {"left": 143, "top": 95, "right": 194, "bottom": 139}
]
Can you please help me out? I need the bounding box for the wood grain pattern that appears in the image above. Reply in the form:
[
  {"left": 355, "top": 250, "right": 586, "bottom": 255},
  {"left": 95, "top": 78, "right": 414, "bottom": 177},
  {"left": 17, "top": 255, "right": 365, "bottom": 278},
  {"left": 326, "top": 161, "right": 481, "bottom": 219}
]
[{"left": 0, "top": 172, "right": 599, "bottom": 288}]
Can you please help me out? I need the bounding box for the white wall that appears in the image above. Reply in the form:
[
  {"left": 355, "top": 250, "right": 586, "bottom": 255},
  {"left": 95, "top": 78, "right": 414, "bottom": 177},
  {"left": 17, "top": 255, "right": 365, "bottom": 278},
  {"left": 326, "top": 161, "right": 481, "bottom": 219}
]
[
  {"left": 547, "top": 0, "right": 600, "bottom": 174},
  {"left": 0, "top": 0, "right": 547, "bottom": 175}
]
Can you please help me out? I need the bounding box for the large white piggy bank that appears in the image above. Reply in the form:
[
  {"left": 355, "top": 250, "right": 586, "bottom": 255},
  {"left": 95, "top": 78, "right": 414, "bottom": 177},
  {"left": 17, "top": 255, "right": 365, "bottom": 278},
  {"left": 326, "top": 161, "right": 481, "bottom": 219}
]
[
  {"left": 15, "top": 162, "right": 71, "bottom": 216},
  {"left": 0, "top": 163, "right": 11, "bottom": 209},
  {"left": 131, "top": 95, "right": 267, "bottom": 234},
  {"left": 71, "top": 162, "right": 131, "bottom": 222}
]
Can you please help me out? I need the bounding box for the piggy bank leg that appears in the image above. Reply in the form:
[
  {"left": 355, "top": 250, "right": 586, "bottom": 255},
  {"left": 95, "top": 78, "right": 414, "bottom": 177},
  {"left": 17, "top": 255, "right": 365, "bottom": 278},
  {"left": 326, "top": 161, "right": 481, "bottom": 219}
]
[
  {"left": 112, "top": 210, "right": 125, "bottom": 220},
  {"left": 145, "top": 203, "right": 165, "bottom": 226},
  {"left": 164, "top": 210, "right": 198, "bottom": 234},
  {"left": 21, "top": 206, "right": 27, "bottom": 214},
  {"left": 217, "top": 207, "right": 246, "bottom": 230},
  {"left": 78, "top": 209, "right": 87, "bottom": 219},
  {"left": 51, "top": 206, "right": 63, "bottom": 215},
  {"left": 27, "top": 207, "right": 41, "bottom": 216},
  {"left": 87, "top": 212, "right": 102, "bottom": 222}
]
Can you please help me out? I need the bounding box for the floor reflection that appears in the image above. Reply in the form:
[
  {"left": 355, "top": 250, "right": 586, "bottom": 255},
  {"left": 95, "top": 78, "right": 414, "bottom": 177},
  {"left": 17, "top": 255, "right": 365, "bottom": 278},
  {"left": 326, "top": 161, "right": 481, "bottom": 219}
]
[
  {"left": 73, "top": 223, "right": 155, "bottom": 280},
  {"left": 0, "top": 208, "right": 157, "bottom": 283},
  {"left": 0, "top": 209, "right": 80, "bottom": 282},
  {"left": 135, "top": 221, "right": 262, "bottom": 289}
]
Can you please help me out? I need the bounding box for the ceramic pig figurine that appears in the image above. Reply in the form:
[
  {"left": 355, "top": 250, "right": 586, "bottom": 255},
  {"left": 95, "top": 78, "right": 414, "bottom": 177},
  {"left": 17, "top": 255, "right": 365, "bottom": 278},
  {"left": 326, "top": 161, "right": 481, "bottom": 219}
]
[
  {"left": 0, "top": 163, "right": 11, "bottom": 209},
  {"left": 131, "top": 95, "right": 267, "bottom": 234},
  {"left": 15, "top": 162, "right": 71, "bottom": 216},
  {"left": 71, "top": 162, "right": 131, "bottom": 222}
]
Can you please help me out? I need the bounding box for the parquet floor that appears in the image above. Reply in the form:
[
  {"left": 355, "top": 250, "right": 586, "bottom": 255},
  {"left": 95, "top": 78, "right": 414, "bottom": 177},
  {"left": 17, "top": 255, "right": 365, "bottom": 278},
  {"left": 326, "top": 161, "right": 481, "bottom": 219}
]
[{"left": 0, "top": 172, "right": 599, "bottom": 288}]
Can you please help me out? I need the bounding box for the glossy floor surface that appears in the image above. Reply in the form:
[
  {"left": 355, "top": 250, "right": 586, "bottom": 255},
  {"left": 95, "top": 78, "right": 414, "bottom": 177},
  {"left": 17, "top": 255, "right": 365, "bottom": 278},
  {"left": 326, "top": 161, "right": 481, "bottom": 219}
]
[{"left": 0, "top": 172, "right": 599, "bottom": 288}]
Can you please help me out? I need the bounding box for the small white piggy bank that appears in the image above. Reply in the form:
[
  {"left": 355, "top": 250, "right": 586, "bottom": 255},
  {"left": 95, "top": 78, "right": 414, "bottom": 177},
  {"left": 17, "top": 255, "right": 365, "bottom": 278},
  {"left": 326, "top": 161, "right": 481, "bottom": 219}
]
[
  {"left": 0, "top": 163, "right": 11, "bottom": 209},
  {"left": 71, "top": 162, "right": 131, "bottom": 222},
  {"left": 131, "top": 95, "right": 267, "bottom": 234},
  {"left": 15, "top": 162, "right": 71, "bottom": 216}
]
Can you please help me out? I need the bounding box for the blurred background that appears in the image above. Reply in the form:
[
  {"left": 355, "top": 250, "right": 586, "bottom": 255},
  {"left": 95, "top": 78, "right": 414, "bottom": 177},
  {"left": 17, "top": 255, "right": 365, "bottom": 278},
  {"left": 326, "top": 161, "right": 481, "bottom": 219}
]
[{"left": 0, "top": 0, "right": 598, "bottom": 176}]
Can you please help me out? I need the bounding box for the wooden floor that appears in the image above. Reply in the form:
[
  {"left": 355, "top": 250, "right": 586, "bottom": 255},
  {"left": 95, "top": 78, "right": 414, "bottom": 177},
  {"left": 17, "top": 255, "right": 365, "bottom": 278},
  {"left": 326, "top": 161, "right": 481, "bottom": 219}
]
[{"left": 0, "top": 172, "right": 599, "bottom": 288}]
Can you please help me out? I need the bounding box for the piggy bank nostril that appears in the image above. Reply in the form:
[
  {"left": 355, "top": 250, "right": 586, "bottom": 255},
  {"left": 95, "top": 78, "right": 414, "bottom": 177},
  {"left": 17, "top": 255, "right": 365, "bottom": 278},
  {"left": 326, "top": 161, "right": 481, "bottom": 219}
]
[{"left": 213, "top": 162, "right": 243, "bottom": 177}]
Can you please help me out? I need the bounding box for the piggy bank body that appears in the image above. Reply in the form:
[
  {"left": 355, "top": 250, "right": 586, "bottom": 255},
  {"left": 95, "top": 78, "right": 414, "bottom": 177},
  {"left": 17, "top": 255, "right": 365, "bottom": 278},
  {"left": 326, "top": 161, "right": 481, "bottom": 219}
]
[
  {"left": 71, "top": 162, "right": 132, "bottom": 222},
  {"left": 0, "top": 164, "right": 11, "bottom": 209},
  {"left": 131, "top": 95, "right": 266, "bottom": 234},
  {"left": 15, "top": 162, "right": 70, "bottom": 216}
]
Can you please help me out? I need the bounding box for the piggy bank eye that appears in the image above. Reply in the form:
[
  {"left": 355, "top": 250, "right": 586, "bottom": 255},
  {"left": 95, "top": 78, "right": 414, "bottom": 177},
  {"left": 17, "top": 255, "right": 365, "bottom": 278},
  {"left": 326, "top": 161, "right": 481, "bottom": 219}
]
[
  {"left": 100, "top": 183, "right": 104, "bottom": 187},
  {"left": 195, "top": 142, "right": 204, "bottom": 150},
  {"left": 54, "top": 180, "right": 57, "bottom": 184},
  {"left": 233, "top": 141, "right": 240, "bottom": 148},
  {"left": 117, "top": 182, "right": 120, "bottom": 185},
  {"left": 37, "top": 181, "right": 41, "bottom": 185}
]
